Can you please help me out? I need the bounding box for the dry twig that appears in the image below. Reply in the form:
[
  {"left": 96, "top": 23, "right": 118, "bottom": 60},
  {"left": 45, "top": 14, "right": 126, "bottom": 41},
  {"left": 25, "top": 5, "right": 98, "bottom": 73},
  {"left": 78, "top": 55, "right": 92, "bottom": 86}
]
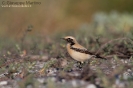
[{"left": 96, "top": 37, "right": 133, "bottom": 55}]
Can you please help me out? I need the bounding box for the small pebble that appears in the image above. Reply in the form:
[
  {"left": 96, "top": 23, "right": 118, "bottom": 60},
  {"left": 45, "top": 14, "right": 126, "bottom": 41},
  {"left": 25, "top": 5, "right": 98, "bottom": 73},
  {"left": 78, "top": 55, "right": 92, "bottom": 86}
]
[
  {"left": 86, "top": 84, "right": 96, "bottom": 88},
  {"left": 27, "top": 85, "right": 33, "bottom": 88},
  {"left": 71, "top": 80, "right": 78, "bottom": 87},
  {"left": 37, "top": 78, "right": 45, "bottom": 83},
  {"left": 0, "top": 81, "right": 8, "bottom": 86}
]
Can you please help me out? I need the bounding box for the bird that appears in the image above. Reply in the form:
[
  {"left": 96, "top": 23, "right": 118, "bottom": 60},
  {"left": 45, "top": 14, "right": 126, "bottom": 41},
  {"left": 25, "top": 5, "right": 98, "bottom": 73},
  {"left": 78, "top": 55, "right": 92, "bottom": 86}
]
[{"left": 62, "top": 36, "right": 105, "bottom": 63}]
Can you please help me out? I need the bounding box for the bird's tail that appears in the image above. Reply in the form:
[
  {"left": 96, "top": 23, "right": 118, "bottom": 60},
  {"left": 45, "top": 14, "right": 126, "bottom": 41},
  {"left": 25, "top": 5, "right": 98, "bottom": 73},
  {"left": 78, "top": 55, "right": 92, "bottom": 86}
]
[{"left": 95, "top": 54, "right": 107, "bottom": 60}]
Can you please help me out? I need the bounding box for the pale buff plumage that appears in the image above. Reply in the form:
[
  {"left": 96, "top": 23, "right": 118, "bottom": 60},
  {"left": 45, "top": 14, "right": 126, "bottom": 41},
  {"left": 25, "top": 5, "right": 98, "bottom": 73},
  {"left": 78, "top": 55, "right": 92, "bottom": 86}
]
[{"left": 62, "top": 36, "right": 94, "bottom": 63}]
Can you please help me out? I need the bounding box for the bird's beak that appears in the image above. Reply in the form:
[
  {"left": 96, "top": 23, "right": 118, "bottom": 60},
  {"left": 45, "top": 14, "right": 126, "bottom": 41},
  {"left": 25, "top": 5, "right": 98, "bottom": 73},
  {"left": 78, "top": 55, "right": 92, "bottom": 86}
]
[{"left": 61, "top": 37, "right": 65, "bottom": 40}]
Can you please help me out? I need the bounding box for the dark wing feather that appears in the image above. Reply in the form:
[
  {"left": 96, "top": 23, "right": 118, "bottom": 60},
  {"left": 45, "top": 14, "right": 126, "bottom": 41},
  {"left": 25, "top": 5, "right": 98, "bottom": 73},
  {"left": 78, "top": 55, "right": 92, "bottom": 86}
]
[
  {"left": 70, "top": 46, "right": 94, "bottom": 55},
  {"left": 70, "top": 46, "right": 106, "bottom": 60}
]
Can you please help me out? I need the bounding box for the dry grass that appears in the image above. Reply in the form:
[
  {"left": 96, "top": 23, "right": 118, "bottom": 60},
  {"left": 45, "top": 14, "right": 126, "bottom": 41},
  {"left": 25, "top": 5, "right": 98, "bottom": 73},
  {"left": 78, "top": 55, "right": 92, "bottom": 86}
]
[{"left": 0, "top": 13, "right": 133, "bottom": 88}]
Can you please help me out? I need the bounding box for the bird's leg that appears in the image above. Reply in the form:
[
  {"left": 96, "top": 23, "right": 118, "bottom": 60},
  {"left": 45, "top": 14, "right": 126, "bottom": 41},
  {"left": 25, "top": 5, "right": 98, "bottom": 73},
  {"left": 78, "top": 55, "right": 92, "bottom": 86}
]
[{"left": 76, "top": 61, "right": 85, "bottom": 69}]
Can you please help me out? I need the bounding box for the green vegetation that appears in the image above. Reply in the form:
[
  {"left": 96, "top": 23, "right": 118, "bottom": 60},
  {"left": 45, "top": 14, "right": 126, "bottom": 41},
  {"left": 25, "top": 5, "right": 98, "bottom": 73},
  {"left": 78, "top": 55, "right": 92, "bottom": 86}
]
[{"left": 0, "top": 12, "right": 133, "bottom": 88}]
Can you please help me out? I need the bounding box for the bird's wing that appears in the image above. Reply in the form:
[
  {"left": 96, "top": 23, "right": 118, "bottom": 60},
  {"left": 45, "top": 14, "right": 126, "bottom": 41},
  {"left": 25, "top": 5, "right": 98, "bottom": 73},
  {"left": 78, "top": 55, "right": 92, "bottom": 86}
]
[
  {"left": 72, "top": 44, "right": 87, "bottom": 50},
  {"left": 71, "top": 44, "right": 94, "bottom": 55},
  {"left": 71, "top": 44, "right": 106, "bottom": 59}
]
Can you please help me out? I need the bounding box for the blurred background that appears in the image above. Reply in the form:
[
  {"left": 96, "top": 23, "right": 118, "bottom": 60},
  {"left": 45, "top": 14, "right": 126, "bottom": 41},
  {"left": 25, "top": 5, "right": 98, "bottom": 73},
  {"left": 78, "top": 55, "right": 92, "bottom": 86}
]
[
  {"left": 0, "top": 1, "right": 133, "bottom": 88},
  {"left": 0, "top": 0, "right": 133, "bottom": 39}
]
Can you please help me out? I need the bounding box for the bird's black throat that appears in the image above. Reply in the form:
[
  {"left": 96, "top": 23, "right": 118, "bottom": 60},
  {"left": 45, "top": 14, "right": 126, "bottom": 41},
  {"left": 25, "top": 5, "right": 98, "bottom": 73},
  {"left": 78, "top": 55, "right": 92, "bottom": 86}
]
[{"left": 66, "top": 38, "right": 75, "bottom": 45}]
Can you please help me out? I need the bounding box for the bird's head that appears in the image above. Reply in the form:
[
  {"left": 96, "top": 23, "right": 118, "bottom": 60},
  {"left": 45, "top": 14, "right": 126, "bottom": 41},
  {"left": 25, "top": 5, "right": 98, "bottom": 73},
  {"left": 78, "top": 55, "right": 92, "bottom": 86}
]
[{"left": 61, "top": 36, "right": 77, "bottom": 45}]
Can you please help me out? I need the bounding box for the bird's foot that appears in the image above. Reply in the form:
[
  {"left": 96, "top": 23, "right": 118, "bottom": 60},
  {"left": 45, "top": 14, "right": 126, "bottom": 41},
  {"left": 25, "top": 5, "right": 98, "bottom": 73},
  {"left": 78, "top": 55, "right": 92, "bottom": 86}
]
[{"left": 76, "top": 61, "right": 85, "bottom": 69}]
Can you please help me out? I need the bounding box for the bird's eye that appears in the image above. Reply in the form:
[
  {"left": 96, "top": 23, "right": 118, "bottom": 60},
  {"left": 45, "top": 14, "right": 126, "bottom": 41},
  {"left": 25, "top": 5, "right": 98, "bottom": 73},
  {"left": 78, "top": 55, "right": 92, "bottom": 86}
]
[
  {"left": 68, "top": 38, "right": 72, "bottom": 41},
  {"left": 66, "top": 38, "right": 75, "bottom": 44}
]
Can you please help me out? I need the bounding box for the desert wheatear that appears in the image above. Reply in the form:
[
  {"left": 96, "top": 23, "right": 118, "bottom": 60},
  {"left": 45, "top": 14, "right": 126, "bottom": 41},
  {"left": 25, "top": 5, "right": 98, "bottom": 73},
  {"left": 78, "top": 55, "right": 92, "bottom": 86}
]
[{"left": 62, "top": 36, "right": 105, "bottom": 63}]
